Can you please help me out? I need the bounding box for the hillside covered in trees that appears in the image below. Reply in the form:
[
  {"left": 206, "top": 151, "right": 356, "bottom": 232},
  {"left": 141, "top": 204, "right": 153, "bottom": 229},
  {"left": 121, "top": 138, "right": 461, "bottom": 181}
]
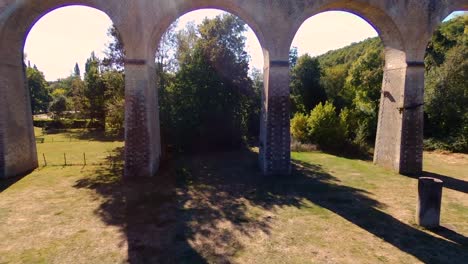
[{"left": 291, "top": 15, "right": 467, "bottom": 153}]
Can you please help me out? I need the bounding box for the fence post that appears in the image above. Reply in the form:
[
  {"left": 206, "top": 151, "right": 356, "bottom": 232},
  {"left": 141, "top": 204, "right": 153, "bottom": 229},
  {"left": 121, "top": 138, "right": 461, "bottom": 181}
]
[
  {"left": 83, "top": 153, "right": 86, "bottom": 166},
  {"left": 43, "top": 153, "right": 47, "bottom": 166},
  {"left": 64, "top": 153, "right": 67, "bottom": 166}
]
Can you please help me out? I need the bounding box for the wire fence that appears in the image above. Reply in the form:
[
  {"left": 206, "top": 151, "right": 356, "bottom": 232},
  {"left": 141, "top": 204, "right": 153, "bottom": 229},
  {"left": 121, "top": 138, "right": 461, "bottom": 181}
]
[{"left": 38, "top": 151, "right": 124, "bottom": 167}]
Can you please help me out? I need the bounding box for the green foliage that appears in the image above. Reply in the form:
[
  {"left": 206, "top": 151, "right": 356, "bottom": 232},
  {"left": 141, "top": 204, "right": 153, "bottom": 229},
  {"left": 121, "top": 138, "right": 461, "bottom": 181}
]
[
  {"left": 291, "top": 113, "right": 309, "bottom": 143},
  {"left": 103, "top": 70, "right": 125, "bottom": 135},
  {"left": 291, "top": 102, "right": 345, "bottom": 149},
  {"left": 307, "top": 102, "right": 345, "bottom": 149},
  {"left": 26, "top": 65, "right": 52, "bottom": 114},
  {"left": 290, "top": 54, "right": 326, "bottom": 114},
  {"left": 74, "top": 63, "right": 81, "bottom": 77},
  {"left": 48, "top": 95, "right": 68, "bottom": 119},
  {"left": 159, "top": 14, "right": 259, "bottom": 152},
  {"left": 83, "top": 52, "right": 106, "bottom": 128},
  {"left": 424, "top": 16, "right": 468, "bottom": 152}
]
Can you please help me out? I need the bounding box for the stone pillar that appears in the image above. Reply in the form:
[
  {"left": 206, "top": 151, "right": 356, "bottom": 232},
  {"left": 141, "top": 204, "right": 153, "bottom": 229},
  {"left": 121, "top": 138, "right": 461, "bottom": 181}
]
[
  {"left": 0, "top": 61, "right": 38, "bottom": 179},
  {"left": 259, "top": 60, "right": 291, "bottom": 175},
  {"left": 399, "top": 62, "right": 424, "bottom": 175},
  {"left": 124, "top": 59, "right": 161, "bottom": 179},
  {"left": 374, "top": 61, "right": 424, "bottom": 175}
]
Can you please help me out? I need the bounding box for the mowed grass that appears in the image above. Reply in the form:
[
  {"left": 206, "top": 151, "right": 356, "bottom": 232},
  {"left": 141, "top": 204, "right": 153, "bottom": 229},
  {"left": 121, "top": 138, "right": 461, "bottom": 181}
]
[{"left": 0, "top": 130, "right": 466, "bottom": 263}]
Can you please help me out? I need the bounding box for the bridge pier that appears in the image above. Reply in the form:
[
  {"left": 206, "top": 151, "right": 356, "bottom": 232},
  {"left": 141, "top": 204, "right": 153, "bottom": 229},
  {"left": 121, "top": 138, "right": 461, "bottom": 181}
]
[
  {"left": 259, "top": 60, "right": 291, "bottom": 175},
  {"left": 0, "top": 61, "right": 38, "bottom": 179},
  {"left": 374, "top": 61, "right": 424, "bottom": 175},
  {"left": 124, "top": 60, "right": 161, "bottom": 178}
]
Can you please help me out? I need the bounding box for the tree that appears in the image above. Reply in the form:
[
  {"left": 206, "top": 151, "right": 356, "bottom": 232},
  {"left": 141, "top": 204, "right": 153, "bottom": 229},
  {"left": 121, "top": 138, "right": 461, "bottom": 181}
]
[
  {"left": 83, "top": 52, "right": 106, "bottom": 128},
  {"left": 74, "top": 63, "right": 81, "bottom": 78},
  {"left": 48, "top": 95, "right": 68, "bottom": 119},
  {"left": 290, "top": 54, "right": 326, "bottom": 114},
  {"left": 102, "top": 26, "right": 125, "bottom": 71},
  {"left": 341, "top": 47, "right": 384, "bottom": 144},
  {"left": 423, "top": 16, "right": 468, "bottom": 152},
  {"left": 103, "top": 70, "right": 125, "bottom": 135},
  {"left": 289, "top": 46, "right": 298, "bottom": 69},
  {"left": 425, "top": 43, "right": 467, "bottom": 148},
  {"left": 26, "top": 64, "right": 52, "bottom": 114},
  {"left": 162, "top": 14, "right": 256, "bottom": 151}
]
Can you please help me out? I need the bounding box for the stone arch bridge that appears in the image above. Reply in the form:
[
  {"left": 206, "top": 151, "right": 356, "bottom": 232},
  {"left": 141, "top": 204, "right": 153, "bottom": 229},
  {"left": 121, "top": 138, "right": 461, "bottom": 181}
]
[{"left": 0, "top": 0, "right": 466, "bottom": 179}]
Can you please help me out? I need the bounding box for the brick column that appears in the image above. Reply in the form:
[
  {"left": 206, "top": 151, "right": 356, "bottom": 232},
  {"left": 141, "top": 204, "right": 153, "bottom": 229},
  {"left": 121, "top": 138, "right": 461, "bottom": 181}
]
[
  {"left": 259, "top": 60, "right": 291, "bottom": 175},
  {"left": 0, "top": 62, "right": 38, "bottom": 179},
  {"left": 374, "top": 61, "right": 424, "bottom": 175},
  {"left": 124, "top": 59, "right": 161, "bottom": 178}
]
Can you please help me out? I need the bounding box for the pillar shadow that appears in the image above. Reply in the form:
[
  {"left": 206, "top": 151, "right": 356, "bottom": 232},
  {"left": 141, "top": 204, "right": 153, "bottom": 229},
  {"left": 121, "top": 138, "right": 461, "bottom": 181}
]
[
  {"left": 74, "top": 149, "right": 467, "bottom": 263},
  {"left": 401, "top": 171, "right": 468, "bottom": 194},
  {"left": 431, "top": 226, "right": 468, "bottom": 246},
  {"left": 0, "top": 169, "right": 34, "bottom": 193},
  {"left": 422, "top": 171, "right": 468, "bottom": 194}
]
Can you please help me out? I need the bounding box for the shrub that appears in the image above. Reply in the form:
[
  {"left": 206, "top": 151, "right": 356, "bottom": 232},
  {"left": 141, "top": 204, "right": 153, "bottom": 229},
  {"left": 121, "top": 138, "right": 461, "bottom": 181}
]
[
  {"left": 291, "top": 113, "right": 309, "bottom": 143},
  {"left": 307, "top": 101, "right": 345, "bottom": 149}
]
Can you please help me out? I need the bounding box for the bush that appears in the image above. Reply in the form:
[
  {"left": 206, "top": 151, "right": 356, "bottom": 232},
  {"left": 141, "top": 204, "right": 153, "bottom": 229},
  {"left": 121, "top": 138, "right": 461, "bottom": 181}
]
[
  {"left": 307, "top": 102, "right": 345, "bottom": 149},
  {"left": 291, "top": 113, "right": 309, "bottom": 143}
]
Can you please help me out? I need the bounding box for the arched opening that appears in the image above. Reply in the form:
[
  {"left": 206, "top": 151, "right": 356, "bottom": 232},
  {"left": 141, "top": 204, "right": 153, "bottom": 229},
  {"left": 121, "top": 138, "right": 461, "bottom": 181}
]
[
  {"left": 154, "top": 8, "right": 264, "bottom": 157},
  {"left": 289, "top": 11, "right": 384, "bottom": 158},
  {"left": 422, "top": 11, "right": 467, "bottom": 187},
  {"left": 23, "top": 5, "right": 126, "bottom": 168}
]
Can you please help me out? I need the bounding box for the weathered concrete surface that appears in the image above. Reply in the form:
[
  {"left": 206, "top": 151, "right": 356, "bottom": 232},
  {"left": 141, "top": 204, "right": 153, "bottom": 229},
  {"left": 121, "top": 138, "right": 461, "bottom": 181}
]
[
  {"left": 0, "top": 0, "right": 465, "bottom": 178},
  {"left": 417, "top": 177, "right": 443, "bottom": 228}
]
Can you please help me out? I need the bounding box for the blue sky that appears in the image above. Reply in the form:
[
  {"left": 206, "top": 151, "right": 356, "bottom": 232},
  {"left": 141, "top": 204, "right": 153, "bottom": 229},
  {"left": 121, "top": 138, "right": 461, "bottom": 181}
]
[{"left": 23, "top": 7, "right": 465, "bottom": 81}]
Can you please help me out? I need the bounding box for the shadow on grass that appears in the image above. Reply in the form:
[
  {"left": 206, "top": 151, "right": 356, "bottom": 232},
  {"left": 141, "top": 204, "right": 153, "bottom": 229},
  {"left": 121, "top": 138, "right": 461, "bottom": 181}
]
[
  {"left": 0, "top": 169, "right": 34, "bottom": 193},
  {"left": 45, "top": 129, "right": 123, "bottom": 142},
  {"left": 74, "top": 148, "right": 467, "bottom": 263},
  {"left": 423, "top": 171, "right": 468, "bottom": 194},
  {"left": 400, "top": 171, "right": 468, "bottom": 194}
]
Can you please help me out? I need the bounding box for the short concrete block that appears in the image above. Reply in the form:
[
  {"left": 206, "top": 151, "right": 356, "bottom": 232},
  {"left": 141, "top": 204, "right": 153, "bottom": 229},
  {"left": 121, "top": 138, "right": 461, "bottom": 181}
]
[{"left": 416, "top": 177, "right": 443, "bottom": 228}]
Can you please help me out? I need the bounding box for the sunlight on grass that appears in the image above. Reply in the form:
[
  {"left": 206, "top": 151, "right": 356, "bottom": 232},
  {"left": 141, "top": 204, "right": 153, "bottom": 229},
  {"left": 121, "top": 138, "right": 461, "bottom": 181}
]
[{"left": 0, "top": 133, "right": 466, "bottom": 263}]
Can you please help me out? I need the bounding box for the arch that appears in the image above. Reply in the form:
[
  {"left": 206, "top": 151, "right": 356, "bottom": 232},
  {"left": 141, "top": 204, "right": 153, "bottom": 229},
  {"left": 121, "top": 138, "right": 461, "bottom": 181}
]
[
  {"left": 148, "top": 2, "right": 267, "bottom": 61},
  {"left": 0, "top": 1, "right": 124, "bottom": 62},
  {"left": 0, "top": 1, "right": 125, "bottom": 178},
  {"left": 290, "top": 1, "right": 406, "bottom": 68}
]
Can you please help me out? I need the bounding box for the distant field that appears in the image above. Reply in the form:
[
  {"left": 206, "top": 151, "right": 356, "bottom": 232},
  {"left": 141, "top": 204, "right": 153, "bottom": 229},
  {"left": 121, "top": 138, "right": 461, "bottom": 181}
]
[{"left": 0, "top": 130, "right": 466, "bottom": 263}]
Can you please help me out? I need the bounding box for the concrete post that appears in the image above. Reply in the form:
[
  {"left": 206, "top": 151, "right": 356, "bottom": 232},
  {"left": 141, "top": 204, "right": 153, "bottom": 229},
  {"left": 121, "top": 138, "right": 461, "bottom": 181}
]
[
  {"left": 417, "top": 177, "right": 443, "bottom": 228},
  {"left": 0, "top": 61, "right": 38, "bottom": 179},
  {"left": 259, "top": 60, "right": 291, "bottom": 175},
  {"left": 124, "top": 59, "right": 161, "bottom": 179},
  {"left": 374, "top": 62, "right": 424, "bottom": 175}
]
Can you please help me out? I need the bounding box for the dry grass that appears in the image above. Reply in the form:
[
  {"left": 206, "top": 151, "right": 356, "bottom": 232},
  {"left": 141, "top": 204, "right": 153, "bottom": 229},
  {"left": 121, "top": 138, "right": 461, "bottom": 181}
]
[{"left": 0, "top": 131, "right": 467, "bottom": 263}]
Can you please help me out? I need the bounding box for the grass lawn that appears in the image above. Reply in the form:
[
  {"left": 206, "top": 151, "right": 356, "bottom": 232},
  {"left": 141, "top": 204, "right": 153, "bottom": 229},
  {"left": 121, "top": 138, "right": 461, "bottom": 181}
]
[{"left": 0, "top": 130, "right": 466, "bottom": 263}]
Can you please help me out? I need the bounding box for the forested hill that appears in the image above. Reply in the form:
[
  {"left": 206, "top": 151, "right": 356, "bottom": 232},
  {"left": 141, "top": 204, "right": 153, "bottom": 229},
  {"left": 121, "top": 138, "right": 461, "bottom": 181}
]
[{"left": 317, "top": 37, "right": 382, "bottom": 68}]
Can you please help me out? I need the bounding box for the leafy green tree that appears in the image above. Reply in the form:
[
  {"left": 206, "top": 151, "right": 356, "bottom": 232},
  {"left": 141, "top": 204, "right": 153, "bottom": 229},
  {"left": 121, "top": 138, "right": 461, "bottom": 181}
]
[
  {"left": 103, "top": 26, "right": 125, "bottom": 71},
  {"left": 290, "top": 54, "right": 326, "bottom": 114},
  {"left": 26, "top": 64, "right": 52, "bottom": 114},
  {"left": 341, "top": 48, "right": 384, "bottom": 143},
  {"left": 74, "top": 63, "right": 81, "bottom": 77},
  {"left": 162, "top": 14, "right": 256, "bottom": 151},
  {"left": 103, "top": 70, "right": 125, "bottom": 134},
  {"left": 425, "top": 43, "right": 467, "bottom": 150},
  {"left": 48, "top": 95, "right": 68, "bottom": 119},
  {"left": 307, "top": 101, "right": 345, "bottom": 149},
  {"left": 291, "top": 113, "right": 309, "bottom": 143},
  {"left": 83, "top": 52, "right": 106, "bottom": 128}
]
